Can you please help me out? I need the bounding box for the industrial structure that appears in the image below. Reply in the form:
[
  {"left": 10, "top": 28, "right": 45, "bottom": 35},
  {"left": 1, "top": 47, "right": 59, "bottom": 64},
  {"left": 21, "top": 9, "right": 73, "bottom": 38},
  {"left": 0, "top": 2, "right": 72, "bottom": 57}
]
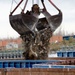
[
  {"left": 9, "top": 0, "right": 62, "bottom": 60},
  {"left": 0, "top": 0, "right": 75, "bottom": 75}
]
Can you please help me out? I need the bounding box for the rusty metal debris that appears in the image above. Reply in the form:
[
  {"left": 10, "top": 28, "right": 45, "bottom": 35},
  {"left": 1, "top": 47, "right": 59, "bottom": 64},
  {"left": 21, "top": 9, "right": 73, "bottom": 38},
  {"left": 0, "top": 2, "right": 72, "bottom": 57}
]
[{"left": 9, "top": 0, "right": 62, "bottom": 60}]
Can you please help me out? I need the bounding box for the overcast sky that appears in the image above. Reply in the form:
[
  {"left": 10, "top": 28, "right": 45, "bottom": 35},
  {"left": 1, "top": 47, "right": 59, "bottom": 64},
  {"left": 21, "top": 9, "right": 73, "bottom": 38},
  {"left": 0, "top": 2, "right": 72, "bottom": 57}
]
[{"left": 0, "top": 0, "right": 75, "bottom": 38}]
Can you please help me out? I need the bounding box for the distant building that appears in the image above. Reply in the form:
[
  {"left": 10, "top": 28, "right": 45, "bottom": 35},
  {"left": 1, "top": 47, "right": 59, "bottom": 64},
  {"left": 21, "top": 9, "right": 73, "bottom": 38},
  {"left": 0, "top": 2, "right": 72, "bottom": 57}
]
[
  {"left": 0, "top": 39, "right": 8, "bottom": 50},
  {"left": 0, "top": 38, "right": 22, "bottom": 50},
  {"left": 6, "top": 42, "right": 18, "bottom": 50},
  {"left": 50, "top": 35, "right": 63, "bottom": 43},
  {"left": 0, "top": 36, "right": 63, "bottom": 50}
]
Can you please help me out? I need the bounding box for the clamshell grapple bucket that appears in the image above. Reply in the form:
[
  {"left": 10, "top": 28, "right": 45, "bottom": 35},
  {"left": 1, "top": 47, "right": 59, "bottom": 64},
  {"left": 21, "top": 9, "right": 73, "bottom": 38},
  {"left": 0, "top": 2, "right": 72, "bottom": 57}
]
[
  {"left": 9, "top": 13, "right": 38, "bottom": 35},
  {"left": 9, "top": 0, "right": 62, "bottom": 35},
  {"left": 36, "top": 17, "right": 48, "bottom": 31},
  {"left": 9, "top": 0, "right": 63, "bottom": 60}
]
